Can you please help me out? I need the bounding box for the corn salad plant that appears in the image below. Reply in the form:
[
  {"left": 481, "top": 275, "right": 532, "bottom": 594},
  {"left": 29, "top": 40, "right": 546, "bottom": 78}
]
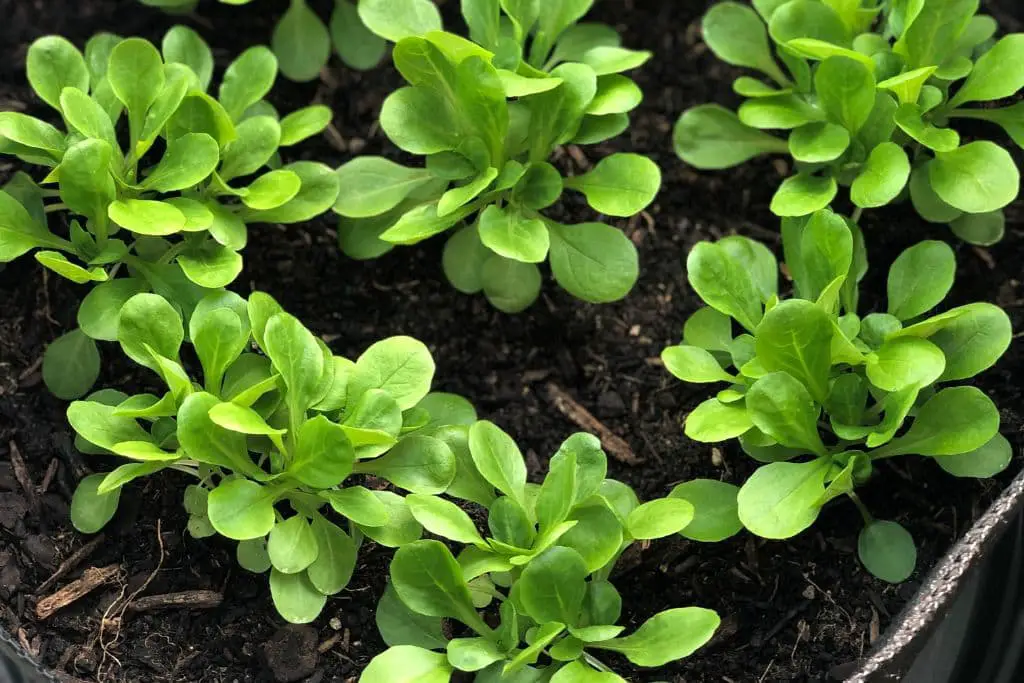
[
  {"left": 663, "top": 209, "right": 1012, "bottom": 582},
  {"left": 362, "top": 423, "right": 722, "bottom": 682},
  {"left": 138, "top": 0, "right": 443, "bottom": 81},
  {"left": 675, "top": 0, "right": 1024, "bottom": 245},
  {"left": 0, "top": 27, "right": 337, "bottom": 399},
  {"left": 68, "top": 290, "right": 477, "bottom": 623},
  {"left": 334, "top": 0, "right": 660, "bottom": 312}
]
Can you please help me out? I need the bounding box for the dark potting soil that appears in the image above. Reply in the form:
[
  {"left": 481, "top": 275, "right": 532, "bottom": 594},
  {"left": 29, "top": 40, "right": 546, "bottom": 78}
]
[{"left": 1, "top": 0, "right": 1024, "bottom": 681}]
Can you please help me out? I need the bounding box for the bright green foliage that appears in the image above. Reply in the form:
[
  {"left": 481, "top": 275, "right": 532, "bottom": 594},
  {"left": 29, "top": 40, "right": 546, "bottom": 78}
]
[
  {"left": 361, "top": 425, "right": 720, "bottom": 681},
  {"left": 334, "top": 1, "right": 659, "bottom": 311},
  {"left": 674, "top": 1, "right": 1024, "bottom": 243},
  {"left": 67, "top": 290, "right": 477, "bottom": 623},
  {"left": 662, "top": 209, "right": 1013, "bottom": 582},
  {"left": 1, "top": 29, "right": 337, "bottom": 399},
  {"left": 137, "top": 0, "right": 419, "bottom": 79}
]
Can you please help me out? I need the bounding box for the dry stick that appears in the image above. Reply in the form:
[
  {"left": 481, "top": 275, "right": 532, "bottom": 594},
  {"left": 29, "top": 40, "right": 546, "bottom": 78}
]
[
  {"left": 35, "top": 565, "right": 121, "bottom": 620},
  {"left": 39, "top": 458, "right": 59, "bottom": 494},
  {"left": 127, "top": 590, "right": 222, "bottom": 613},
  {"left": 545, "top": 382, "right": 641, "bottom": 465},
  {"left": 37, "top": 535, "right": 106, "bottom": 595},
  {"left": 8, "top": 440, "right": 37, "bottom": 511}
]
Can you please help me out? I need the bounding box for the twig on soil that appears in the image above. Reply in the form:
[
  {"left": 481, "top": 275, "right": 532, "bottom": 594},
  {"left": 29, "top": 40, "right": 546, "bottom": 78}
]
[
  {"left": 35, "top": 564, "right": 121, "bottom": 620},
  {"left": 758, "top": 657, "right": 775, "bottom": 683},
  {"left": 16, "top": 355, "right": 42, "bottom": 382},
  {"left": 8, "top": 440, "right": 37, "bottom": 511},
  {"left": 99, "top": 519, "right": 166, "bottom": 676},
  {"left": 127, "top": 590, "right": 223, "bottom": 613},
  {"left": 39, "top": 458, "right": 59, "bottom": 494},
  {"left": 544, "top": 382, "right": 641, "bottom": 465},
  {"left": 53, "top": 672, "right": 95, "bottom": 683},
  {"left": 37, "top": 535, "right": 106, "bottom": 595}
]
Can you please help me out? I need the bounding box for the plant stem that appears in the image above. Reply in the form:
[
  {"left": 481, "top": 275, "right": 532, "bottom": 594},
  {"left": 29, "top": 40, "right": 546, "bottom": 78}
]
[
  {"left": 848, "top": 492, "right": 874, "bottom": 525},
  {"left": 851, "top": 207, "right": 864, "bottom": 223},
  {"left": 44, "top": 203, "right": 68, "bottom": 213},
  {"left": 583, "top": 652, "right": 616, "bottom": 673}
]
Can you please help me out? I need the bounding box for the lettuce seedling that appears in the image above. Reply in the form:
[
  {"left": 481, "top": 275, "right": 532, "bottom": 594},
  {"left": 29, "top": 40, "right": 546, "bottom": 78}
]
[
  {"left": 674, "top": 1, "right": 1023, "bottom": 245},
  {"left": 662, "top": 209, "right": 1013, "bottom": 582},
  {"left": 67, "top": 289, "right": 476, "bottom": 623},
  {"left": 139, "top": 0, "right": 441, "bottom": 80},
  {"left": 334, "top": 2, "right": 660, "bottom": 312},
  {"left": 362, "top": 423, "right": 720, "bottom": 682},
  {"left": 0, "top": 27, "right": 338, "bottom": 399}
]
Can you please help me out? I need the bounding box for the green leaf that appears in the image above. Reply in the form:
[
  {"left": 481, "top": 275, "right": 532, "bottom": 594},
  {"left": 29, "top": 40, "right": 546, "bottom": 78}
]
[
  {"left": 591, "top": 607, "right": 721, "bottom": 666},
  {"left": 407, "top": 494, "right": 486, "bottom": 546},
  {"left": 268, "top": 515, "right": 319, "bottom": 574},
  {"left": 788, "top": 121, "right": 849, "bottom": 163},
  {"left": 895, "top": 0, "right": 988, "bottom": 69},
  {"left": 755, "top": 299, "right": 833, "bottom": 403},
  {"left": 447, "top": 637, "right": 504, "bottom": 672},
  {"left": 35, "top": 251, "right": 106, "bottom": 284},
  {"left": 875, "top": 386, "right": 1000, "bottom": 457},
  {"left": 27, "top": 36, "right": 89, "bottom": 115},
  {"left": 162, "top": 25, "right": 214, "bottom": 91},
  {"left": 519, "top": 546, "right": 588, "bottom": 624},
  {"left": 219, "top": 116, "right": 282, "bottom": 181},
  {"left": 442, "top": 224, "right": 488, "bottom": 294},
  {"left": 321, "top": 486, "right": 389, "bottom": 527},
  {"left": 661, "top": 345, "right": 734, "bottom": 383},
  {"left": 866, "top": 337, "right": 946, "bottom": 392},
  {"left": 245, "top": 161, "right": 342, "bottom": 223},
  {"left": 108, "top": 199, "right": 186, "bottom": 236},
  {"left": 929, "top": 142, "right": 1020, "bottom": 214},
  {"left": 348, "top": 336, "right": 435, "bottom": 411},
  {"left": 59, "top": 87, "right": 117, "bottom": 150},
  {"left": 357, "top": 435, "right": 455, "bottom": 494},
  {"left": 362, "top": 646, "right": 453, "bottom": 683},
  {"left": 141, "top": 133, "right": 219, "bottom": 192},
  {"left": 922, "top": 304, "right": 1011, "bottom": 381},
  {"left": 814, "top": 56, "right": 875, "bottom": 134},
  {"left": 737, "top": 458, "right": 830, "bottom": 538},
  {"left": 118, "top": 293, "right": 183, "bottom": 372},
  {"left": 78, "top": 279, "right": 147, "bottom": 342},
  {"left": 703, "top": 1, "right": 788, "bottom": 83},
  {"left": 208, "top": 479, "right": 278, "bottom": 540},
  {"left": 481, "top": 255, "right": 542, "bottom": 312},
  {"left": 376, "top": 583, "right": 447, "bottom": 648},
  {"left": 67, "top": 399, "right": 151, "bottom": 451},
  {"left": 477, "top": 204, "right": 549, "bottom": 264},
  {"left": 58, "top": 139, "right": 116, "bottom": 226},
  {"left": 558, "top": 504, "right": 623, "bottom": 572},
  {"left": 108, "top": 38, "right": 165, "bottom": 138},
  {"left": 269, "top": 569, "right": 327, "bottom": 624},
  {"left": 548, "top": 221, "right": 638, "bottom": 304},
  {"left": 686, "top": 241, "right": 763, "bottom": 332},
  {"left": 674, "top": 104, "right": 788, "bottom": 169},
  {"left": 796, "top": 208, "right": 852, "bottom": 302},
  {"left": 564, "top": 153, "right": 659, "bottom": 216},
  {"left": 278, "top": 105, "right": 331, "bottom": 146},
  {"left": 858, "top": 521, "right": 916, "bottom": 583},
  {"left": 380, "top": 87, "right": 459, "bottom": 156},
  {"left": 178, "top": 241, "right": 243, "bottom": 289},
  {"left": 579, "top": 46, "right": 651, "bottom": 76},
  {"left": 683, "top": 307, "right": 733, "bottom": 353},
  {"left": 219, "top": 46, "right": 278, "bottom": 121},
  {"left": 71, "top": 473, "right": 121, "bottom": 533},
  {"left": 770, "top": 173, "right": 837, "bottom": 217},
  {"left": 738, "top": 94, "right": 818, "bottom": 129},
  {"left": 887, "top": 240, "right": 955, "bottom": 321},
  {"left": 909, "top": 163, "right": 963, "bottom": 223},
  {"left": 43, "top": 329, "right": 101, "bottom": 400},
  {"left": 331, "top": 0, "right": 388, "bottom": 71},
  {"left": 935, "top": 433, "right": 1013, "bottom": 479},
  {"left": 512, "top": 162, "right": 563, "bottom": 210},
  {"left": 469, "top": 421, "right": 527, "bottom": 504},
  {"left": 669, "top": 479, "right": 742, "bottom": 542},
  {"left": 685, "top": 398, "right": 753, "bottom": 443},
  {"left": 273, "top": 0, "right": 331, "bottom": 83},
  {"left": 586, "top": 74, "right": 642, "bottom": 116},
  {"left": 291, "top": 415, "right": 355, "bottom": 488},
  {"left": 851, "top": 142, "right": 910, "bottom": 208},
  {"left": 627, "top": 498, "right": 695, "bottom": 540},
  {"left": 237, "top": 538, "right": 272, "bottom": 574},
  {"left": 747, "top": 372, "right": 827, "bottom": 454},
  {"left": 950, "top": 210, "right": 1005, "bottom": 246},
  {"left": 98, "top": 461, "right": 166, "bottom": 495},
  {"left": 359, "top": 0, "right": 443, "bottom": 42},
  {"left": 179, "top": 392, "right": 264, "bottom": 475},
  {"left": 263, "top": 311, "right": 324, "bottom": 416},
  {"left": 390, "top": 540, "right": 484, "bottom": 629},
  {"left": 438, "top": 167, "right": 498, "bottom": 217},
  {"left": 894, "top": 103, "right": 960, "bottom": 152}
]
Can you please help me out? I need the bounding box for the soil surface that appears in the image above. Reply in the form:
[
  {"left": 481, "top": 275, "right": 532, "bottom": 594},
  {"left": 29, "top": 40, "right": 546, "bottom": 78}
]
[{"left": 1, "top": 0, "right": 1024, "bottom": 681}]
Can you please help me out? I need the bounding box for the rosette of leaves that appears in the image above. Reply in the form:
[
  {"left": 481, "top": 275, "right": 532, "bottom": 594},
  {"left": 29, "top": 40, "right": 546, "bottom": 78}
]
[
  {"left": 674, "top": 0, "right": 1023, "bottom": 245},
  {"left": 0, "top": 28, "right": 338, "bottom": 400},
  {"left": 333, "top": 3, "right": 660, "bottom": 312},
  {"left": 361, "top": 424, "right": 721, "bottom": 681},
  {"left": 138, "top": 0, "right": 442, "bottom": 81},
  {"left": 662, "top": 209, "right": 1013, "bottom": 583},
  {"left": 66, "top": 290, "right": 477, "bottom": 623}
]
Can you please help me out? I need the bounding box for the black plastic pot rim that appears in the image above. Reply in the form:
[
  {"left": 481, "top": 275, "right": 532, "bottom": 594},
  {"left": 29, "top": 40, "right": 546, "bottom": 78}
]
[{"left": 848, "top": 466, "right": 1024, "bottom": 682}]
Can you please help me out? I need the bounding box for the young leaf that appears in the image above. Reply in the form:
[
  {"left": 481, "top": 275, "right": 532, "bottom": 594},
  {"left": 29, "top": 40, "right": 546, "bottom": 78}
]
[
  {"left": 858, "top": 521, "right": 916, "bottom": 583},
  {"left": 737, "top": 458, "right": 830, "bottom": 538},
  {"left": 267, "top": 515, "right": 319, "bottom": 574},
  {"left": 746, "top": 372, "right": 827, "bottom": 455},
  {"left": 948, "top": 34, "right": 1024, "bottom": 107},
  {"left": 887, "top": 241, "right": 955, "bottom": 321},
  {"left": 674, "top": 104, "right": 788, "bottom": 169},
  {"left": 661, "top": 345, "right": 735, "bottom": 384},
  {"left": 518, "top": 546, "right": 588, "bottom": 625},
  {"left": 851, "top": 143, "right": 910, "bottom": 209},
  {"left": 390, "top": 540, "right": 482, "bottom": 627},
  {"left": 627, "top": 498, "right": 695, "bottom": 540},
  {"left": 591, "top": 607, "right": 721, "bottom": 667},
  {"left": 770, "top": 173, "right": 837, "bottom": 217},
  {"left": 376, "top": 583, "right": 448, "bottom": 648},
  {"left": 331, "top": 0, "right": 388, "bottom": 71},
  {"left": 162, "top": 25, "right": 214, "bottom": 91},
  {"left": 269, "top": 569, "right": 327, "bottom": 624},
  {"left": 686, "top": 241, "right": 763, "bottom": 332},
  {"left": 359, "top": 0, "right": 443, "bottom": 42},
  {"left": 273, "top": 0, "right": 331, "bottom": 83},
  {"left": 874, "top": 387, "right": 1000, "bottom": 458},
  {"left": 935, "top": 433, "right": 1013, "bottom": 479},
  {"left": 348, "top": 336, "right": 435, "bottom": 410},
  {"left": 866, "top": 337, "right": 945, "bottom": 392},
  {"left": 548, "top": 221, "right": 638, "bottom": 303},
  {"left": 564, "top": 153, "right": 660, "bottom": 217},
  {"left": 702, "top": 2, "right": 788, "bottom": 84},
  {"left": 684, "top": 398, "right": 754, "bottom": 442},
  {"left": 71, "top": 473, "right": 122, "bottom": 533},
  {"left": 108, "top": 38, "right": 165, "bottom": 136},
  {"left": 468, "top": 421, "right": 527, "bottom": 504},
  {"left": 407, "top": 494, "right": 486, "bottom": 546},
  {"left": 291, "top": 416, "right": 355, "bottom": 488},
  {"left": 219, "top": 46, "right": 278, "bottom": 121},
  {"left": 669, "top": 479, "right": 742, "bottom": 542},
  {"left": 755, "top": 300, "right": 833, "bottom": 403},
  {"left": 357, "top": 435, "right": 455, "bottom": 494},
  {"left": 207, "top": 479, "right": 278, "bottom": 541},
  {"left": 361, "top": 646, "right": 453, "bottom": 683},
  {"left": 478, "top": 205, "right": 549, "bottom": 264},
  {"left": 43, "top": 329, "right": 101, "bottom": 400},
  {"left": 929, "top": 142, "right": 1020, "bottom": 214}
]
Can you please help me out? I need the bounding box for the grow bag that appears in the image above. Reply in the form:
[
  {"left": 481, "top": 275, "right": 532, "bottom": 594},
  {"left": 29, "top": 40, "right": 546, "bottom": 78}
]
[
  {"left": 848, "top": 466, "right": 1024, "bottom": 682},
  {"left": 2, "top": 469, "right": 1023, "bottom": 682}
]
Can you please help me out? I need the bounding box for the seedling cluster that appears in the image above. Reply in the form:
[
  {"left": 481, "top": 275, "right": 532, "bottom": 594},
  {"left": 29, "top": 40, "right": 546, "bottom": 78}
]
[{"left": 0, "top": 0, "right": 1019, "bottom": 678}]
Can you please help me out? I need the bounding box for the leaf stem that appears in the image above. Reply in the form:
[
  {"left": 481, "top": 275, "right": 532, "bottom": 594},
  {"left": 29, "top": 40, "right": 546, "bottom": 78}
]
[
  {"left": 851, "top": 207, "right": 864, "bottom": 223},
  {"left": 848, "top": 491, "right": 874, "bottom": 525},
  {"left": 44, "top": 203, "right": 68, "bottom": 213},
  {"left": 582, "top": 652, "right": 616, "bottom": 673}
]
